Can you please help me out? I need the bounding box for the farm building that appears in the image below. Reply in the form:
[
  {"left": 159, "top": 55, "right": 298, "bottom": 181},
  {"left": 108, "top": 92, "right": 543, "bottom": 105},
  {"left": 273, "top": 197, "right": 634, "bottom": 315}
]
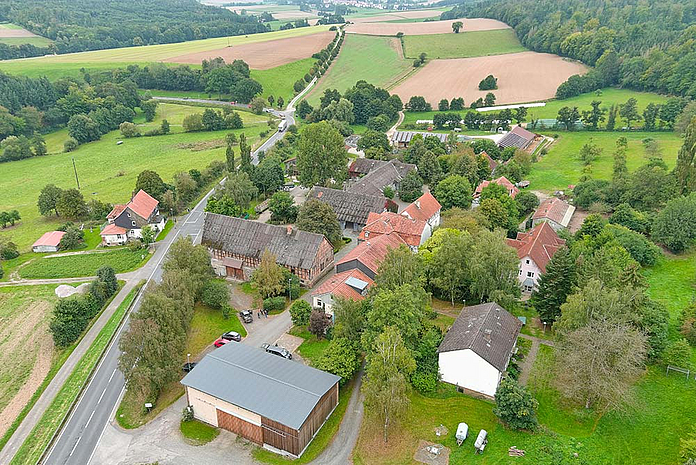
[
  {"left": 349, "top": 158, "right": 391, "bottom": 178},
  {"left": 336, "top": 232, "right": 406, "bottom": 279},
  {"left": 358, "top": 211, "right": 429, "bottom": 251},
  {"left": 400, "top": 191, "right": 441, "bottom": 229},
  {"left": 391, "top": 130, "right": 448, "bottom": 149},
  {"left": 506, "top": 222, "right": 565, "bottom": 293},
  {"left": 474, "top": 176, "right": 519, "bottom": 199},
  {"left": 497, "top": 125, "right": 537, "bottom": 150},
  {"left": 31, "top": 231, "right": 65, "bottom": 253},
  {"left": 307, "top": 187, "right": 387, "bottom": 231},
  {"left": 311, "top": 268, "right": 373, "bottom": 314},
  {"left": 481, "top": 151, "right": 499, "bottom": 173},
  {"left": 101, "top": 189, "right": 165, "bottom": 246},
  {"left": 532, "top": 197, "right": 575, "bottom": 231},
  {"left": 202, "top": 213, "right": 334, "bottom": 287},
  {"left": 438, "top": 302, "right": 522, "bottom": 398},
  {"left": 346, "top": 159, "right": 416, "bottom": 197},
  {"left": 181, "top": 342, "right": 340, "bottom": 458}
]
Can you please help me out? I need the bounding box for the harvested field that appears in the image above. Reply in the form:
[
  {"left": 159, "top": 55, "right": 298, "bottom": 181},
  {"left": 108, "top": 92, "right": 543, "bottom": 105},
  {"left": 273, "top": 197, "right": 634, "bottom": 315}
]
[
  {"left": 351, "top": 10, "right": 444, "bottom": 23},
  {"left": 0, "top": 24, "right": 39, "bottom": 38},
  {"left": 164, "top": 30, "right": 334, "bottom": 69},
  {"left": 345, "top": 18, "right": 509, "bottom": 36},
  {"left": 392, "top": 51, "right": 588, "bottom": 106}
]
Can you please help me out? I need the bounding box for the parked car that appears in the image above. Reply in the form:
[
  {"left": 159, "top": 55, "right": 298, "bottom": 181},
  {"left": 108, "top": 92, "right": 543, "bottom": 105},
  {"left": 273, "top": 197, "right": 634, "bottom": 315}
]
[
  {"left": 221, "top": 331, "right": 241, "bottom": 342},
  {"left": 261, "top": 343, "right": 292, "bottom": 360},
  {"left": 213, "top": 337, "right": 229, "bottom": 348},
  {"left": 239, "top": 310, "right": 253, "bottom": 323},
  {"left": 182, "top": 362, "right": 197, "bottom": 372}
]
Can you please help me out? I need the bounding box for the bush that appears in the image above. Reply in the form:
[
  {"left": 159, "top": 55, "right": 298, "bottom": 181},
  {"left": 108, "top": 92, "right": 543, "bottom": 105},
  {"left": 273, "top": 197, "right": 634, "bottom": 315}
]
[
  {"left": 201, "top": 280, "right": 229, "bottom": 309},
  {"left": 59, "top": 227, "right": 85, "bottom": 250},
  {"left": 119, "top": 121, "right": 140, "bottom": 138},
  {"left": 182, "top": 405, "right": 194, "bottom": 422},
  {"left": 0, "top": 239, "right": 19, "bottom": 260},
  {"left": 289, "top": 299, "right": 312, "bottom": 326},
  {"left": 411, "top": 371, "right": 438, "bottom": 394},
  {"left": 605, "top": 224, "right": 661, "bottom": 266},
  {"left": 663, "top": 339, "right": 692, "bottom": 369},
  {"left": 263, "top": 296, "right": 286, "bottom": 312},
  {"left": 315, "top": 338, "right": 360, "bottom": 384},
  {"left": 221, "top": 304, "right": 231, "bottom": 320},
  {"left": 681, "top": 304, "right": 696, "bottom": 345},
  {"left": 309, "top": 308, "right": 329, "bottom": 338},
  {"left": 64, "top": 138, "right": 78, "bottom": 152},
  {"left": 493, "top": 378, "right": 538, "bottom": 430}
]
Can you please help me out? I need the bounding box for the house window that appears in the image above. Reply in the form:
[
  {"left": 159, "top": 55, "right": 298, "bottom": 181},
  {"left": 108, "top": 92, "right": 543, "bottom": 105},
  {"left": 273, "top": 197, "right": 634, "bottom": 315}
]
[
  {"left": 518, "top": 270, "right": 522, "bottom": 276},
  {"left": 525, "top": 259, "right": 530, "bottom": 265},
  {"left": 527, "top": 271, "right": 535, "bottom": 278},
  {"left": 524, "top": 285, "right": 534, "bottom": 292}
]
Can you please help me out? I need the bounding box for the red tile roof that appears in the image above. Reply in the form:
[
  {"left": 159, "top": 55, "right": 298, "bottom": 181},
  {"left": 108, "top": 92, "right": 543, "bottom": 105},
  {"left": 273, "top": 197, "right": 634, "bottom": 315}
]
[
  {"left": 311, "top": 269, "right": 374, "bottom": 301},
  {"left": 401, "top": 191, "right": 441, "bottom": 223},
  {"left": 337, "top": 232, "right": 406, "bottom": 275},
  {"left": 32, "top": 231, "right": 65, "bottom": 248},
  {"left": 101, "top": 223, "right": 128, "bottom": 236},
  {"left": 481, "top": 151, "right": 498, "bottom": 171},
  {"left": 107, "top": 204, "right": 127, "bottom": 220},
  {"left": 506, "top": 222, "right": 565, "bottom": 272},
  {"left": 358, "top": 211, "right": 426, "bottom": 247},
  {"left": 533, "top": 197, "right": 574, "bottom": 226},
  {"left": 475, "top": 176, "right": 519, "bottom": 198},
  {"left": 128, "top": 190, "right": 159, "bottom": 220}
]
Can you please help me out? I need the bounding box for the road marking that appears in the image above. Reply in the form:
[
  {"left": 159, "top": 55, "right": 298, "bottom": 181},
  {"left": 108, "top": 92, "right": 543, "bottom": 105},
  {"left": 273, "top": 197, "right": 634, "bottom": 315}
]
[
  {"left": 185, "top": 211, "right": 201, "bottom": 224},
  {"left": 86, "top": 384, "right": 125, "bottom": 465},
  {"left": 68, "top": 436, "right": 81, "bottom": 457},
  {"left": 86, "top": 410, "right": 96, "bottom": 427},
  {"left": 108, "top": 369, "right": 116, "bottom": 383},
  {"left": 98, "top": 387, "right": 107, "bottom": 404}
]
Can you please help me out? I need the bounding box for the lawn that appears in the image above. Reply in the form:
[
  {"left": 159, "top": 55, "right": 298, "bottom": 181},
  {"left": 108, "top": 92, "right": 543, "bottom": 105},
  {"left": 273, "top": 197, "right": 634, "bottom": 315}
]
[
  {"left": 155, "top": 219, "right": 174, "bottom": 242},
  {"left": 354, "top": 343, "right": 696, "bottom": 465},
  {"left": 180, "top": 419, "right": 219, "bottom": 445},
  {"left": 289, "top": 326, "right": 330, "bottom": 366},
  {"left": 116, "top": 298, "right": 246, "bottom": 429},
  {"left": 18, "top": 248, "right": 152, "bottom": 279},
  {"left": 0, "top": 103, "right": 268, "bottom": 251},
  {"left": 0, "top": 26, "right": 331, "bottom": 78},
  {"left": 402, "top": 29, "right": 526, "bottom": 59},
  {"left": 527, "top": 130, "right": 682, "bottom": 192},
  {"left": 9, "top": 285, "right": 140, "bottom": 465},
  {"left": 307, "top": 33, "right": 412, "bottom": 105}
]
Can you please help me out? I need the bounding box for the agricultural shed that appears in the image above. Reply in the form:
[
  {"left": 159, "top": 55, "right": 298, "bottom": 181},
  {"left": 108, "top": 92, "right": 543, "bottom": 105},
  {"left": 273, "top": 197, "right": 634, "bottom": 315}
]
[
  {"left": 307, "top": 187, "right": 387, "bottom": 231},
  {"left": 391, "top": 130, "right": 448, "bottom": 149},
  {"left": 182, "top": 342, "right": 340, "bottom": 457},
  {"left": 32, "top": 231, "right": 65, "bottom": 253},
  {"left": 497, "top": 125, "right": 537, "bottom": 150}
]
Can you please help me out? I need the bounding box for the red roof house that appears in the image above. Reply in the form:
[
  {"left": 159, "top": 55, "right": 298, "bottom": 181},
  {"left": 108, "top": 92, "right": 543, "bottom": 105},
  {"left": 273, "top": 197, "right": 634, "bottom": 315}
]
[
  {"left": 358, "top": 211, "right": 428, "bottom": 249},
  {"left": 474, "top": 176, "right": 519, "bottom": 199},
  {"left": 336, "top": 232, "right": 406, "bottom": 279},
  {"left": 506, "top": 222, "right": 565, "bottom": 292},
  {"left": 102, "top": 189, "right": 165, "bottom": 246},
  {"left": 311, "top": 268, "right": 374, "bottom": 314},
  {"left": 532, "top": 197, "right": 576, "bottom": 231},
  {"left": 401, "top": 191, "right": 442, "bottom": 227},
  {"left": 32, "top": 231, "right": 65, "bottom": 253}
]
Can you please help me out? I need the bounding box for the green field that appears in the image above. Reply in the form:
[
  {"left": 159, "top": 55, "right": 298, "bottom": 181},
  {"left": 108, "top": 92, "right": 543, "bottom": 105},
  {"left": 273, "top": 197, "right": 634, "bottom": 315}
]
[
  {"left": 0, "top": 36, "right": 53, "bottom": 47},
  {"left": 527, "top": 130, "right": 682, "bottom": 191},
  {"left": 402, "top": 29, "right": 526, "bottom": 59},
  {"left": 307, "top": 33, "right": 411, "bottom": 105},
  {"left": 18, "top": 248, "right": 151, "bottom": 279},
  {"left": 252, "top": 57, "right": 316, "bottom": 102},
  {"left": 0, "top": 104, "right": 268, "bottom": 251}
]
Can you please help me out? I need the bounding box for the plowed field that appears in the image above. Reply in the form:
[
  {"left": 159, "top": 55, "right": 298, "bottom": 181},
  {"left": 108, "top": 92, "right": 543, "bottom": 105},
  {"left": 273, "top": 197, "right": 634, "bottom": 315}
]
[{"left": 345, "top": 18, "right": 509, "bottom": 36}]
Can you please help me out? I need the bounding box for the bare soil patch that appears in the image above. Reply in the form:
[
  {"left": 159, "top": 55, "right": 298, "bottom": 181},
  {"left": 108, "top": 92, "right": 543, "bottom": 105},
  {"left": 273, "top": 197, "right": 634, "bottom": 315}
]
[
  {"left": 346, "top": 18, "right": 509, "bottom": 36},
  {"left": 0, "top": 27, "right": 39, "bottom": 38},
  {"left": 392, "top": 51, "right": 587, "bottom": 105},
  {"left": 165, "top": 31, "right": 334, "bottom": 70}
]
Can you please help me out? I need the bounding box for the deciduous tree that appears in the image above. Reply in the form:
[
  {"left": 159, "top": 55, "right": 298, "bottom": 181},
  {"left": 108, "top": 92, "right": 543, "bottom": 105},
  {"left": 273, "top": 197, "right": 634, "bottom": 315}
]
[
  {"left": 297, "top": 121, "right": 348, "bottom": 187},
  {"left": 252, "top": 249, "right": 285, "bottom": 299},
  {"left": 296, "top": 198, "right": 341, "bottom": 245}
]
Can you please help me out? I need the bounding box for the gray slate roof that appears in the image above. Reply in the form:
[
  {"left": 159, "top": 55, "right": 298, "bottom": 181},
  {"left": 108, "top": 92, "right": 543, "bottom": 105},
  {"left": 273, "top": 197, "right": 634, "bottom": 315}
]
[
  {"left": 350, "top": 158, "right": 388, "bottom": 176},
  {"left": 438, "top": 302, "right": 522, "bottom": 372},
  {"left": 202, "top": 213, "right": 327, "bottom": 270},
  {"left": 308, "top": 187, "right": 386, "bottom": 225},
  {"left": 347, "top": 159, "right": 416, "bottom": 197},
  {"left": 181, "top": 342, "right": 340, "bottom": 430}
]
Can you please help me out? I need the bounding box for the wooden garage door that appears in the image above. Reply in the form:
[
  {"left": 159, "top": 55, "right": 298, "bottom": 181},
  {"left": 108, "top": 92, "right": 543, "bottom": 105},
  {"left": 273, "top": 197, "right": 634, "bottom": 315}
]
[{"left": 216, "top": 409, "right": 263, "bottom": 444}]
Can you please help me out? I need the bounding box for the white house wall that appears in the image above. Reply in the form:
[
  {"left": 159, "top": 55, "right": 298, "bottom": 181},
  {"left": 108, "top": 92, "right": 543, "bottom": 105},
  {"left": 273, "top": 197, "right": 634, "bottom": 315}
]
[
  {"left": 517, "top": 256, "right": 542, "bottom": 290},
  {"left": 438, "top": 349, "right": 501, "bottom": 398},
  {"left": 312, "top": 292, "right": 334, "bottom": 315}
]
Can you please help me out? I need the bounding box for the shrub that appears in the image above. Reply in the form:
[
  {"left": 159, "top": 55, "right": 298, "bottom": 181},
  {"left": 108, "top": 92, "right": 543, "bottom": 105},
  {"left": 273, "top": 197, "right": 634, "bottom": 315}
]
[
  {"left": 201, "top": 280, "right": 229, "bottom": 309},
  {"left": 0, "top": 239, "right": 19, "bottom": 260},
  {"left": 221, "top": 304, "right": 231, "bottom": 320},
  {"left": 309, "top": 308, "right": 329, "bottom": 338},
  {"left": 119, "top": 121, "right": 141, "bottom": 138},
  {"left": 182, "top": 405, "right": 194, "bottom": 422},
  {"left": 493, "top": 378, "right": 538, "bottom": 430},
  {"left": 289, "top": 299, "right": 312, "bottom": 326},
  {"left": 411, "top": 371, "right": 438, "bottom": 394},
  {"left": 263, "top": 296, "right": 286, "bottom": 312},
  {"left": 315, "top": 338, "right": 360, "bottom": 384},
  {"left": 663, "top": 339, "right": 693, "bottom": 369},
  {"left": 681, "top": 304, "right": 696, "bottom": 345},
  {"left": 59, "top": 227, "right": 85, "bottom": 250},
  {"left": 64, "top": 138, "right": 78, "bottom": 152}
]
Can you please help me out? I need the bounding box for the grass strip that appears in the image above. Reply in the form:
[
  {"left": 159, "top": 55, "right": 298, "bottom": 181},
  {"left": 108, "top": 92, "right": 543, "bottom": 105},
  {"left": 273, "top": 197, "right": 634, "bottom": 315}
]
[
  {"left": 180, "top": 420, "right": 220, "bottom": 446},
  {"left": 9, "top": 284, "right": 142, "bottom": 465}
]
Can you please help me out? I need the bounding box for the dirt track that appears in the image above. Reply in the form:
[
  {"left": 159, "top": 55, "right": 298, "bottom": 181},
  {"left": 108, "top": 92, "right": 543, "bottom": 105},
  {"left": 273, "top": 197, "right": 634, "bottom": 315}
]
[
  {"left": 164, "top": 30, "right": 334, "bottom": 69},
  {"left": 391, "top": 51, "right": 588, "bottom": 105},
  {"left": 345, "top": 18, "right": 509, "bottom": 36}
]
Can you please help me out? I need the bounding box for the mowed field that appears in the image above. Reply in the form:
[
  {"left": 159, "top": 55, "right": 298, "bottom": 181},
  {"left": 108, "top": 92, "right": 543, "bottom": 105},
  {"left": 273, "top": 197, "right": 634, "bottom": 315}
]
[
  {"left": 164, "top": 30, "right": 334, "bottom": 69},
  {"left": 307, "top": 34, "right": 411, "bottom": 105},
  {"left": 349, "top": 10, "right": 445, "bottom": 23},
  {"left": 392, "top": 51, "right": 588, "bottom": 106},
  {"left": 527, "top": 131, "right": 682, "bottom": 191},
  {"left": 0, "top": 285, "right": 62, "bottom": 440},
  {"left": 402, "top": 29, "right": 526, "bottom": 59},
  {"left": 345, "top": 18, "right": 509, "bottom": 36},
  {"left": 0, "top": 104, "right": 269, "bottom": 251},
  {"left": 0, "top": 23, "right": 52, "bottom": 47}
]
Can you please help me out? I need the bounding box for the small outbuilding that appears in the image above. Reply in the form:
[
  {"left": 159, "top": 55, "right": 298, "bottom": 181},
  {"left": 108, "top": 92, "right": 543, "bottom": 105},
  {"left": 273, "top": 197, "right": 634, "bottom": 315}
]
[
  {"left": 181, "top": 342, "right": 340, "bottom": 457},
  {"left": 32, "top": 231, "right": 65, "bottom": 253},
  {"left": 438, "top": 302, "right": 521, "bottom": 399}
]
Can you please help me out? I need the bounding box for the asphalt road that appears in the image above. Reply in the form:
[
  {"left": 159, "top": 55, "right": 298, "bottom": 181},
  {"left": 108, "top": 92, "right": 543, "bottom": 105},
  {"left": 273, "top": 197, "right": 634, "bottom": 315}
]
[{"left": 42, "top": 106, "right": 293, "bottom": 465}]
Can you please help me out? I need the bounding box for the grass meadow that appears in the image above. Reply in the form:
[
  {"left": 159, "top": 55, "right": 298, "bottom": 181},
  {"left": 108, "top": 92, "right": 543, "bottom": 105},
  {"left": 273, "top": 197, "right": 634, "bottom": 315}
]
[
  {"left": 0, "top": 104, "right": 268, "bottom": 251},
  {"left": 402, "top": 29, "right": 526, "bottom": 59},
  {"left": 527, "top": 130, "right": 682, "bottom": 191},
  {"left": 307, "top": 33, "right": 412, "bottom": 105},
  {"left": 18, "top": 248, "right": 152, "bottom": 279}
]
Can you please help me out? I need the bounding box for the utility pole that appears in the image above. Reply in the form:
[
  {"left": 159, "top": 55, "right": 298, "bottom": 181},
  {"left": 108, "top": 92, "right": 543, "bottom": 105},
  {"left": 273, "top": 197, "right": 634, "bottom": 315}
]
[{"left": 72, "top": 158, "right": 81, "bottom": 189}]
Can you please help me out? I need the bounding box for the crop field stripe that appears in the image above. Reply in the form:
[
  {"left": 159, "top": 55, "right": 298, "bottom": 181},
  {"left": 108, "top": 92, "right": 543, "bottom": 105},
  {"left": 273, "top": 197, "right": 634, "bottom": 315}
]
[{"left": 402, "top": 29, "right": 526, "bottom": 59}]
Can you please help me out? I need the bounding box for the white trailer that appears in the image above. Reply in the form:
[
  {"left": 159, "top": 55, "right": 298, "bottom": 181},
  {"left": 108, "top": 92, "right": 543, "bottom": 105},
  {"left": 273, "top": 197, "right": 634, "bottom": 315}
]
[{"left": 278, "top": 119, "right": 287, "bottom": 132}]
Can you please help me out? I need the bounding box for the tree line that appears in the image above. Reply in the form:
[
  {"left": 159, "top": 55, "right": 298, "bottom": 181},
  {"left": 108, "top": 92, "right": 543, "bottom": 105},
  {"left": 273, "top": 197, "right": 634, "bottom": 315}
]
[
  {"left": 0, "top": 0, "right": 269, "bottom": 60},
  {"left": 443, "top": 0, "right": 696, "bottom": 99}
]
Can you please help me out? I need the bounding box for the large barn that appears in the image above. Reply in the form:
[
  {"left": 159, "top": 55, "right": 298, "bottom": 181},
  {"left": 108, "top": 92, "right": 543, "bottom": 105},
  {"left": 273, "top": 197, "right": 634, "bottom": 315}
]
[{"left": 182, "top": 343, "right": 340, "bottom": 457}]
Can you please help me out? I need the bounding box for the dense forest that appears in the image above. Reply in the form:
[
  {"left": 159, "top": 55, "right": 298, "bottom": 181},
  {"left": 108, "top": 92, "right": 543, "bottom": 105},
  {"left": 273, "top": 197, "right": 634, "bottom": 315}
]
[
  {"left": 0, "top": 0, "right": 268, "bottom": 60},
  {"left": 443, "top": 0, "right": 696, "bottom": 98}
]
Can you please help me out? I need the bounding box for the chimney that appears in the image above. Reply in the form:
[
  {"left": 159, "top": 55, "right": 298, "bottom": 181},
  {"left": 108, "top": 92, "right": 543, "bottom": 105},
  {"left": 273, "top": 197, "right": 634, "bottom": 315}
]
[
  {"left": 317, "top": 191, "right": 323, "bottom": 198},
  {"left": 286, "top": 225, "right": 292, "bottom": 235},
  {"left": 415, "top": 200, "right": 421, "bottom": 209}
]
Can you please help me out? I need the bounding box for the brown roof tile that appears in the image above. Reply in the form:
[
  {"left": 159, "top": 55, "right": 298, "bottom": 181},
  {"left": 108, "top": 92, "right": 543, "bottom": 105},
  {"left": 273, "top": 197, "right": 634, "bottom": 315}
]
[
  {"left": 505, "top": 222, "right": 565, "bottom": 272},
  {"left": 401, "top": 191, "right": 441, "bottom": 223}
]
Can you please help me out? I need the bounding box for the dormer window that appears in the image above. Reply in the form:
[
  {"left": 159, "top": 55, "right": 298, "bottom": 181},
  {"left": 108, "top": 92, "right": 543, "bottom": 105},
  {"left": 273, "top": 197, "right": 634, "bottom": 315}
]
[{"left": 132, "top": 221, "right": 136, "bottom": 226}]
